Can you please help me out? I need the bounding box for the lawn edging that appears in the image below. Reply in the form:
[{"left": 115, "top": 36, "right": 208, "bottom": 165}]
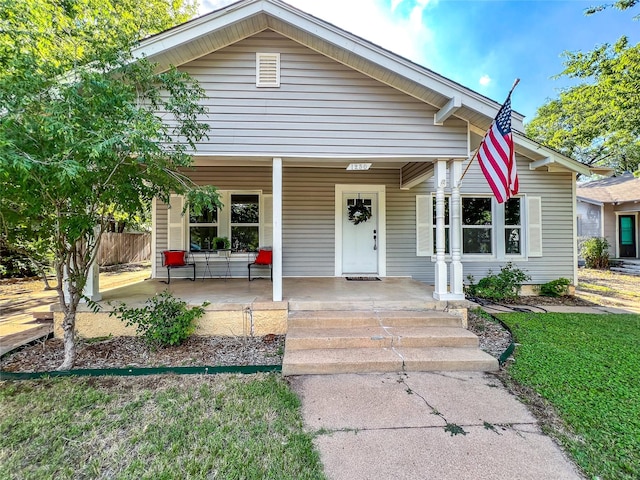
[{"left": 0, "top": 364, "right": 281, "bottom": 381}]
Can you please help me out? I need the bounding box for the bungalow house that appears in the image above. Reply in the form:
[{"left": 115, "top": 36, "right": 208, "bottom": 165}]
[
  {"left": 577, "top": 172, "right": 640, "bottom": 260},
  {"left": 68, "top": 0, "right": 601, "bottom": 373},
  {"left": 120, "top": 0, "right": 595, "bottom": 300}
]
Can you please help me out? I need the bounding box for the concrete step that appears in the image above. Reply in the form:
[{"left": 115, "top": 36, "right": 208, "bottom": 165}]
[
  {"left": 285, "top": 326, "right": 478, "bottom": 351},
  {"left": 288, "top": 310, "right": 462, "bottom": 328},
  {"left": 288, "top": 300, "right": 448, "bottom": 311},
  {"left": 282, "top": 347, "right": 498, "bottom": 375}
]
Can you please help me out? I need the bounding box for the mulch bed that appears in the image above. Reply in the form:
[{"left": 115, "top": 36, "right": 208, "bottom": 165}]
[{"left": 1, "top": 335, "right": 285, "bottom": 373}]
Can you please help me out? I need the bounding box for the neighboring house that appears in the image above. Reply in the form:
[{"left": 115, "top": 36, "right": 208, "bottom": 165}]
[
  {"left": 129, "top": 0, "right": 598, "bottom": 302},
  {"left": 577, "top": 173, "right": 640, "bottom": 259}
]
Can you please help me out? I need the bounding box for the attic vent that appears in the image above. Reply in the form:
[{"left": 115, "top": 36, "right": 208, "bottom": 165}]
[{"left": 256, "top": 52, "right": 280, "bottom": 87}]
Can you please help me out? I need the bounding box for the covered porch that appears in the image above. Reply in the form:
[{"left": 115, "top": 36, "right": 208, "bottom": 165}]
[
  {"left": 59, "top": 276, "right": 469, "bottom": 340},
  {"left": 58, "top": 276, "right": 494, "bottom": 373}
]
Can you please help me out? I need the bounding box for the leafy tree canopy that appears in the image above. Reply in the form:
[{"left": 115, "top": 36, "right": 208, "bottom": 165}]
[
  {"left": 0, "top": 0, "right": 220, "bottom": 369},
  {"left": 526, "top": 36, "right": 640, "bottom": 174},
  {"left": 0, "top": 0, "right": 197, "bottom": 75}
]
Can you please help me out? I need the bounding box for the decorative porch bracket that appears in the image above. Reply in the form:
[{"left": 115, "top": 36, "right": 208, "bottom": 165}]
[{"left": 433, "top": 159, "right": 465, "bottom": 301}]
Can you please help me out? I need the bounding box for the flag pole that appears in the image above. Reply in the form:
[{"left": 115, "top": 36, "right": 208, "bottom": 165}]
[{"left": 458, "top": 78, "right": 520, "bottom": 184}]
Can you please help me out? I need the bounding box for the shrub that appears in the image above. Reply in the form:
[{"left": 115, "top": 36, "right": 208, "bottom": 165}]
[
  {"left": 109, "top": 291, "right": 208, "bottom": 348},
  {"left": 0, "top": 246, "right": 38, "bottom": 278},
  {"left": 466, "top": 262, "right": 530, "bottom": 301},
  {"left": 538, "top": 277, "right": 571, "bottom": 297},
  {"left": 581, "top": 237, "right": 610, "bottom": 269}
]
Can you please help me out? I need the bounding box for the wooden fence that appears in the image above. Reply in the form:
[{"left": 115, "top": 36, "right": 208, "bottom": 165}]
[{"left": 98, "top": 232, "right": 151, "bottom": 266}]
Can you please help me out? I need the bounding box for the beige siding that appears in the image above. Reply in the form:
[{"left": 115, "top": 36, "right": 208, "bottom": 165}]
[
  {"left": 155, "top": 167, "right": 272, "bottom": 279},
  {"left": 281, "top": 167, "right": 432, "bottom": 278},
  {"left": 454, "top": 155, "right": 575, "bottom": 284},
  {"left": 177, "top": 31, "right": 468, "bottom": 157},
  {"left": 602, "top": 204, "right": 617, "bottom": 257},
  {"left": 154, "top": 158, "right": 576, "bottom": 284}
]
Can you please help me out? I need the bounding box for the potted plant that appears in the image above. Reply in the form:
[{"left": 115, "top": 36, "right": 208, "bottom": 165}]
[{"left": 212, "top": 236, "right": 230, "bottom": 251}]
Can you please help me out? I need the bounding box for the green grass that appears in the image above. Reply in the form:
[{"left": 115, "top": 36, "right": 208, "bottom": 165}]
[
  {"left": 0, "top": 374, "right": 326, "bottom": 480},
  {"left": 500, "top": 313, "right": 640, "bottom": 480}
]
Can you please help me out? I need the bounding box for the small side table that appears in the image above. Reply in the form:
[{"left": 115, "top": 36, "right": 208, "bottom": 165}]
[
  {"left": 201, "top": 250, "right": 215, "bottom": 280},
  {"left": 217, "top": 249, "right": 232, "bottom": 280}
]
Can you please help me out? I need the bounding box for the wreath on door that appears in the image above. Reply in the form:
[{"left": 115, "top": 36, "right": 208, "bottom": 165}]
[{"left": 348, "top": 200, "right": 372, "bottom": 225}]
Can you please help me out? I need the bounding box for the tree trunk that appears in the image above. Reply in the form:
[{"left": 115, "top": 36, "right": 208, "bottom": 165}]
[
  {"left": 58, "top": 308, "right": 77, "bottom": 370},
  {"left": 39, "top": 266, "right": 53, "bottom": 291}
]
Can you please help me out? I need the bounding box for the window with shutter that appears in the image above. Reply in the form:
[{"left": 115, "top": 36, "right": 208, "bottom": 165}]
[
  {"left": 256, "top": 53, "right": 280, "bottom": 87},
  {"left": 527, "top": 196, "right": 543, "bottom": 257},
  {"left": 416, "top": 195, "right": 433, "bottom": 256},
  {"left": 167, "top": 195, "right": 186, "bottom": 251},
  {"left": 261, "top": 194, "right": 273, "bottom": 247}
]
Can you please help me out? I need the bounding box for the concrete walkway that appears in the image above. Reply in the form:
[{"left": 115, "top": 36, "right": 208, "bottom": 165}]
[
  {"left": 291, "top": 372, "right": 583, "bottom": 480},
  {"left": 479, "top": 303, "right": 639, "bottom": 315}
]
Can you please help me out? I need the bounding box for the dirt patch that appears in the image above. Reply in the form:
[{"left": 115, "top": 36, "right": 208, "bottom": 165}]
[{"left": 577, "top": 267, "right": 640, "bottom": 310}]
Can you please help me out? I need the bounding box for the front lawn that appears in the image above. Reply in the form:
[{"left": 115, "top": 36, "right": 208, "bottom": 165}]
[
  {"left": 0, "top": 373, "right": 325, "bottom": 480},
  {"left": 500, "top": 313, "right": 640, "bottom": 480}
]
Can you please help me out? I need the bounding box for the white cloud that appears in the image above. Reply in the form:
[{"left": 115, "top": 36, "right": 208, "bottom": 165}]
[
  {"left": 479, "top": 74, "right": 492, "bottom": 86},
  {"left": 390, "top": 0, "right": 403, "bottom": 12}
]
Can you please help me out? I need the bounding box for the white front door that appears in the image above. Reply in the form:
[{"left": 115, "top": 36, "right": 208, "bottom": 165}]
[{"left": 342, "top": 193, "right": 378, "bottom": 274}]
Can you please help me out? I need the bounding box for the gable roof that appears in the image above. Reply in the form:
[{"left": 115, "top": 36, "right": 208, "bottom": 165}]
[
  {"left": 133, "top": 0, "right": 592, "bottom": 174},
  {"left": 577, "top": 173, "right": 640, "bottom": 204}
]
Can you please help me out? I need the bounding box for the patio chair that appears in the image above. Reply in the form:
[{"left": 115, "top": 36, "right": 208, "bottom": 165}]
[
  {"left": 248, "top": 247, "right": 272, "bottom": 281},
  {"left": 162, "top": 250, "right": 195, "bottom": 284}
]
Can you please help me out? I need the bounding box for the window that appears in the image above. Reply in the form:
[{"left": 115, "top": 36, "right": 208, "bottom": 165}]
[
  {"left": 432, "top": 196, "right": 450, "bottom": 253},
  {"left": 462, "top": 197, "right": 492, "bottom": 254},
  {"left": 504, "top": 198, "right": 522, "bottom": 255},
  {"left": 189, "top": 207, "right": 217, "bottom": 251},
  {"left": 230, "top": 194, "right": 259, "bottom": 252},
  {"left": 417, "top": 194, "right": 532, "bottom": 258}
]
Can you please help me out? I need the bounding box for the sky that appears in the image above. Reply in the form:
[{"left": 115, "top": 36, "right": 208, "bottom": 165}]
[{"left": 199, "top": 0, "right": 640, "bottom": 122}]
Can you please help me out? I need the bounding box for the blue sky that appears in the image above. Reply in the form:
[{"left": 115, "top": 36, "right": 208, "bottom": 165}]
[{"left": 200, "top": 0, "right": 639, "bottom": 122}]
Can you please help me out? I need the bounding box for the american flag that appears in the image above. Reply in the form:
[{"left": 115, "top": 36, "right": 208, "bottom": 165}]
[{"left": 477, "top": 95, "right": 519, "bottom": 203}]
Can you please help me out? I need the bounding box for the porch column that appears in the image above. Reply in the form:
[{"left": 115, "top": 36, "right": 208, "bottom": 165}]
[
  {"left": 74, "top": 226, "right": 102, "bottom": 303},
  {"left": 82, "top": 257, "right": 102, "bottom": 302},
  {"left": 272, "top": 157, "right": 283, "bottom": 302},
  {"left": 433, "top": 159, "right": 448, "bottom": 300},
  {"left": 449, "top": 159, "right": 464, "bottom": 299}
]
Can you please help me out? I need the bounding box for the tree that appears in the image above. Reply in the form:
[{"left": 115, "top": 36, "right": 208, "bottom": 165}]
[
  {"left": 585, "top": 0, "right": 639, "bottom": 16},
  {"left": 526, "top": 37, "right": 640, "bottom": 174},
  {"left": 0, "top": 0, "right": 220, "bottom": 370}
]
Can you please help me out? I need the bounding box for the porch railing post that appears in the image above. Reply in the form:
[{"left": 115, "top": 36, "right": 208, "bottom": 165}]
[
  {"left": 272, "top": 157, "right": 283, "bottom": 302},
  {"left": 433, "top": 159, "right": 448, "bottom": 300},
  {"left": 450, "top": 159, "right": 464, "bottom": 298}
]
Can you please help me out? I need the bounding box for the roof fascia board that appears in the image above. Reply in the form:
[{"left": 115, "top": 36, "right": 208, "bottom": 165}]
[
  {"left": 132, "top": 0, "right": 265, "bottom": 60},
  {"left": 469, "top": 125, "right": 591, "bottom": 175},
  {"left": 576, "top": 196, "right": 604, "bottom": 206},
  {"left": 513, "top": 132, "right": 591, "bottom": 175}
]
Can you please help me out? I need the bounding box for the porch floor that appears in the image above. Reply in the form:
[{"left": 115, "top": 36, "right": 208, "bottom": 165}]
[{"left": 90, "top": 276, "right": 456, "bottom": 311}]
